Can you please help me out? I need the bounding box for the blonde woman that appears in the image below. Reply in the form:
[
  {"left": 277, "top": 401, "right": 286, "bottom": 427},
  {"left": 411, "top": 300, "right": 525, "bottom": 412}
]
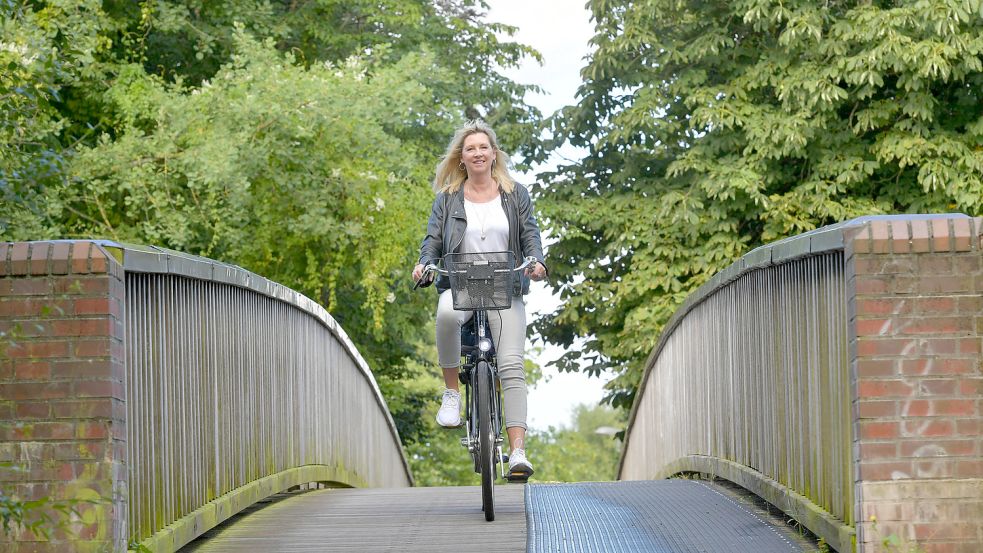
[{"left": 412, "top": 120, "right": 547, "bottom": 478}]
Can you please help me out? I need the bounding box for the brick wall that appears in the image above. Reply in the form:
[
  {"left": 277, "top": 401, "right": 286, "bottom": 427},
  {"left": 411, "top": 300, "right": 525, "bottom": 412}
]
[
  {"left": 0, "top": 241, "right": 126, "bottom": 552},
  {"left": 851, "top": 218, "right": 983, "bottom": 553}
]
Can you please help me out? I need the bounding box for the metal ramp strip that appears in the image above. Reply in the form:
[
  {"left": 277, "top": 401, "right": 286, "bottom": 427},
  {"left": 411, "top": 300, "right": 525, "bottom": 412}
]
[{"left": 526, "top": 480, "right": 805, "bottom": 553}]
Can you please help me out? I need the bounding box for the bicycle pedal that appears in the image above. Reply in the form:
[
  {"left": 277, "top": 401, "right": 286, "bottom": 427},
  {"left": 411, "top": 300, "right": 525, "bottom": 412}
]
[
  {"left": 501, "top": 454, "right": 509, "bottom": 463},
  {"left": 438, "top": 422, "right": 464, "bottom": 430},
  {"left": 506, "top": 471, "right": 531, "bottom": 483}
]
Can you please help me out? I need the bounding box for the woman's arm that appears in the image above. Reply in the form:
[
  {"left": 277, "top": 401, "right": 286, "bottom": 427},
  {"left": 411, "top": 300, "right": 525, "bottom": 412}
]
[
  {"left": 418, "top": 193, "right": 446, "bottom": 267},
  {"left": 515, "top": 185, "right": 548, "bottom": 276}
]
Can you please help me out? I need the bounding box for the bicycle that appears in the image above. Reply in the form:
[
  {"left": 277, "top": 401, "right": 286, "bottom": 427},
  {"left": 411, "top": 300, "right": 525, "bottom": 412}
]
[{"left": 415, "top": 251, "right": 537, "bottom": 521}]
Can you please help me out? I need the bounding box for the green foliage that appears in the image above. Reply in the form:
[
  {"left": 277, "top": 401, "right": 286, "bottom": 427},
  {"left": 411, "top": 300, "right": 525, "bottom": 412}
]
[
  {"left": 869, "top": 515, "right": 925, "bottom": 553},
  {"left": 0, "top": 0, "right": 545, "bottom": 451},
  {"left": 53, "top": 31, "right": 450, "bottom": 444},
  {"left": 536, "top": 0, "right": 983, "bottom": 408},
  {"left": 405, "top": 422, "right": 484, "bottom": 487},
  {"left": 408, "top": 401, "right": 623, "bottom": 487},
  {"left": 72, "top": 35, "right": 424, "bottom": 322},
  {"left": 0, "top": 472, "right": 88, "bottom": 541},
  {"left": 526, "top": 403, "right": 624, "bottom": 482},
  {"left": 128, "top": 539, "right": 154, "bottom": 553},
  {"left": 0, "top": 0, "right": 110, "bottom": 239},
  {"left": 116, "top": 0, "right": 543, "bottom": 156},
  {"left": 401, "top": 347, "right": 495, "bottom": 486}
]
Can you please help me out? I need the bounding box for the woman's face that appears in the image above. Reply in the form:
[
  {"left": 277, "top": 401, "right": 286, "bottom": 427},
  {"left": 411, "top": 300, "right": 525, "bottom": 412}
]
[{"left": 461, "top": 132, "right": 495, "bottom": 176}]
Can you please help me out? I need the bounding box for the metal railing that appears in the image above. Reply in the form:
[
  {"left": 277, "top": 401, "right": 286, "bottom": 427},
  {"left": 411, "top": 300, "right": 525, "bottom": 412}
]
[
  {"left": 619, "top": 223, "right": 856, "bottom": 548},
  {"left": 119, "top": 245, "right": 412, "bottom": 546}
]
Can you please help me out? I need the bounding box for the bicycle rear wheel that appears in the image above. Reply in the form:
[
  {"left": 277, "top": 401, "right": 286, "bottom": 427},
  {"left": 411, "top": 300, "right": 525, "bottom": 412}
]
[{"left": 475, "top": 360, "right": 496, "bottom": 521}]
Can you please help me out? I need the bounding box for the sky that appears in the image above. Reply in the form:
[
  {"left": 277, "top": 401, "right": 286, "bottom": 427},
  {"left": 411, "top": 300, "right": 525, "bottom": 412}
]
[{"left": 483, "top": 1, "right": 609, "bottom": 431}]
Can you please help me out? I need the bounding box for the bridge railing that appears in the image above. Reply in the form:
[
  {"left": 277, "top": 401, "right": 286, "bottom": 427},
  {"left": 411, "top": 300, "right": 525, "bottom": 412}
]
[
  {"left": 0, "top": 241, "right": 412, "bottom": 553},
  {"left": 619, "top": 215, "right": 983, "bottom": 553}
]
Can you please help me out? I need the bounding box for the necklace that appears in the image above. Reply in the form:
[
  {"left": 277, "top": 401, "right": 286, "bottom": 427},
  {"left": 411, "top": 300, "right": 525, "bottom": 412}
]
[
  {"left": 464, "top": 181, "right": 498, "bottom": 240},
  {"left": 471, "top": 201, "right": 489, "bottom": 240}
]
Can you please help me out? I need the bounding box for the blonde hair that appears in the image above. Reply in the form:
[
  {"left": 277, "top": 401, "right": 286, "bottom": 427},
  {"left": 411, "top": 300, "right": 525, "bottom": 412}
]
[{"left": 432, "top": 120, "right": 516, "bottom": 194}]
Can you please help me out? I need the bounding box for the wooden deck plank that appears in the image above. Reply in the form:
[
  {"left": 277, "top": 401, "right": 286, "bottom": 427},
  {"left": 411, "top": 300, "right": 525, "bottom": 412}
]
[{"left": 181, "top": 485, "right": 526, "bottom": 552}]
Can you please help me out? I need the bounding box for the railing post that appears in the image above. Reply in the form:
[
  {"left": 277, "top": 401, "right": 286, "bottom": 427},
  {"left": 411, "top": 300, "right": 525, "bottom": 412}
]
[{"left": 0, "top": 241, "right": 127, "bottom": 552}]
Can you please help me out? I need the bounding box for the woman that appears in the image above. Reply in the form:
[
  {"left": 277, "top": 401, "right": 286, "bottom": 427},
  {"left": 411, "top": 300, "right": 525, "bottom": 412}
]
[{"left": 412, "top": 120, "right": 547, "bottom": 478}]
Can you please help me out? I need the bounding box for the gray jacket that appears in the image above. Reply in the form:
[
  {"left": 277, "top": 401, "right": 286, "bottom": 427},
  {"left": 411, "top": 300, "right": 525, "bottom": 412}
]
[{"left": 418, "top": 183, "right": 547, "bottom": 296}]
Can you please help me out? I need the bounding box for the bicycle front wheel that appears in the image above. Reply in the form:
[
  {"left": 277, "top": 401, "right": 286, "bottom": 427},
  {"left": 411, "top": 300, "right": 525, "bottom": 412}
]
[{"left": 475, "top": 360, "right": 496, "bottom": 521}]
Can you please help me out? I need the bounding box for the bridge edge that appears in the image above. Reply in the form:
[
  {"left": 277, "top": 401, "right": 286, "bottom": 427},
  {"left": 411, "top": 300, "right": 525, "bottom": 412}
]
[
  {"left": 652, "top": 455, "right": 856, "bottom": 553},
  {"left": 617, "top": 212, "right": 980, "bottom": 553},
  {"left": 134, "top": 464, "right": 365, "bottom": 553},
  {"left": 618, "top": 213, "right": 976, "bottom": 479},
  {"left": 101, "top": 240, "right": 415, "bottom": 489}
]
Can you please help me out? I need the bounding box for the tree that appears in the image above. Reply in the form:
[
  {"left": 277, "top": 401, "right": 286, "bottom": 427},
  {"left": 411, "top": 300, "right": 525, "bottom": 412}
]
[
  {"left": 525, "top": 403, "right": 624, "bottom": 482},
  {"left": 106, "top": 0, "right": 543, "bottom": 155},
  {"left": 0, "top": 0, "right": 546, "bottom": 447},
  {"left": 535, "top": 0, "right": 983, "bottom": 408},
  {"left": 0, "top": 0, "right": 110, "bottom": 240},
  {"left": 54, "top": 32, "right": 448, "bottom": 443}
]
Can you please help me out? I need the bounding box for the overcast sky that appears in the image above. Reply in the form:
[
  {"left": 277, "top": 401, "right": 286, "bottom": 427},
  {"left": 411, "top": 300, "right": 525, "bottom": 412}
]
[
  {"left": 483, "top": 1, "right": 607, "bottom": 431},
  {"left": 486, "top": 1, "right": 595, "bottom": 119}
]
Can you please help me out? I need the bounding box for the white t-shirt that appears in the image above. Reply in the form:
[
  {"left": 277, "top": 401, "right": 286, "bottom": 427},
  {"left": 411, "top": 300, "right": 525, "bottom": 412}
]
[{"left": 463, "top": 196, "right": 509, "bottom": 254}]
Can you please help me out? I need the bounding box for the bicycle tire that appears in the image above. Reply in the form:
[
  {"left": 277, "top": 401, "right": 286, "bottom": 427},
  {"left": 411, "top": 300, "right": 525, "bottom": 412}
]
[{"left": 476, "top": 360, "right": 496, "bottom": 521}]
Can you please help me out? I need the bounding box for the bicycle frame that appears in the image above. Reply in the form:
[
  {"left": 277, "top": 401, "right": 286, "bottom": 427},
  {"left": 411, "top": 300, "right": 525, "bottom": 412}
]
[
  {"left": 414, "top": 253, "right": 537, "bottom": 521},
  {"left": 459, "top": 310, "right": 505, "bottom": 479}
]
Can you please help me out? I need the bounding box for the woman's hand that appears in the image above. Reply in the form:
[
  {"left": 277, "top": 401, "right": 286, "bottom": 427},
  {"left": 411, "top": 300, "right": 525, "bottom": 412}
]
[
  {"left": 526, "top": 261, "right": 547, "bottom": 281},
  {"left": 412, "top": 263, "right": 426, "bottom": 282}
]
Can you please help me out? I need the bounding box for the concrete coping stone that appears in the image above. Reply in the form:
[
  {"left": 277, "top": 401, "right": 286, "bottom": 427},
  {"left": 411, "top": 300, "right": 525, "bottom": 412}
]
[
  {"left": 771, "top": 234, "right": 811, "bottom": 263},
  {"left": 742, "top": 244, "right": 772, "bottom": 269},
  {"left": 717, "top": 257, "right": 746, "bottom": 285}
]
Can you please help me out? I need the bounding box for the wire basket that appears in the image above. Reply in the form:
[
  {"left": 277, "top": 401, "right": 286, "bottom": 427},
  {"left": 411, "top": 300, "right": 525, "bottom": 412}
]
[{"left": 443, "top": 251, "right": 516, "bottom": 311}]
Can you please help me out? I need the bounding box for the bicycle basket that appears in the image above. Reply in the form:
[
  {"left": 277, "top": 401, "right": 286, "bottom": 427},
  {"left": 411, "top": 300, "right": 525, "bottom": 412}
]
[{"left": 443, "top": 251, "right": 516, "bottom": 311}]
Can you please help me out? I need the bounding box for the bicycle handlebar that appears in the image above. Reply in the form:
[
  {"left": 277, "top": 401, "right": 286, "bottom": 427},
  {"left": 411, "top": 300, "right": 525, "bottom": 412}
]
[{"left": 413, "top": 256, "right": 539, "bottom": 290}]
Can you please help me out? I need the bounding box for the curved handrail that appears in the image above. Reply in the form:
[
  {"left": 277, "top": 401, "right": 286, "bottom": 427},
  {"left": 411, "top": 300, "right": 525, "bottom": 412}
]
[
  {"left": 103, "top": 242, "right": 413, "bottom": 551},
  {"left": 618, "top": 214, "right": 973, "bottom": 553}
]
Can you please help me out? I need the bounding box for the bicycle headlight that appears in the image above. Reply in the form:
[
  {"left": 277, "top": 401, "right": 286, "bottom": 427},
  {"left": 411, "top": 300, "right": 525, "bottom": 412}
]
[{"left": 478, "top": 338, "right": 492, "bottom": 352}]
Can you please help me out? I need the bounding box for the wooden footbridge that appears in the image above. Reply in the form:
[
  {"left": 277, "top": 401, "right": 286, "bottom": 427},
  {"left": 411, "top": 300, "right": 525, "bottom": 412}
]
[
  {"left": 181, "top": 482, "right": 814, "bottom": 552},
  {"left": 1, "top": 214, "right": 981, "bottom": 552}
]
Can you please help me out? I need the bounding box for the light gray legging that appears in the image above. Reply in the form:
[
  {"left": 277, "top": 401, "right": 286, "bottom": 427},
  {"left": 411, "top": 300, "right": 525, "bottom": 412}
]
[{"left": 436, "top": 289, "right": 527, "bottom": 430}]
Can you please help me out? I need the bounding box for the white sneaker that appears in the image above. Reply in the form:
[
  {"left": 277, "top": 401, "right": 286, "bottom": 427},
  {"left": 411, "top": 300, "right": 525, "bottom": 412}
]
[
  {"left": 435, "top": 389, "right": 462, "bottom": 427},
  {"left": 508, "top": 448, "right": 534, "bottom": 477}
]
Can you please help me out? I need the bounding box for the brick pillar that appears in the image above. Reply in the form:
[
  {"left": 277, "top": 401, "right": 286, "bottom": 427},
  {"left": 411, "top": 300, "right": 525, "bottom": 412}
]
[
  {"left": 0, "top": 241, "right": 126, "bottom": 552},
  {"left": 851, "top": 217, "right": 983, "bottom": 553}
]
